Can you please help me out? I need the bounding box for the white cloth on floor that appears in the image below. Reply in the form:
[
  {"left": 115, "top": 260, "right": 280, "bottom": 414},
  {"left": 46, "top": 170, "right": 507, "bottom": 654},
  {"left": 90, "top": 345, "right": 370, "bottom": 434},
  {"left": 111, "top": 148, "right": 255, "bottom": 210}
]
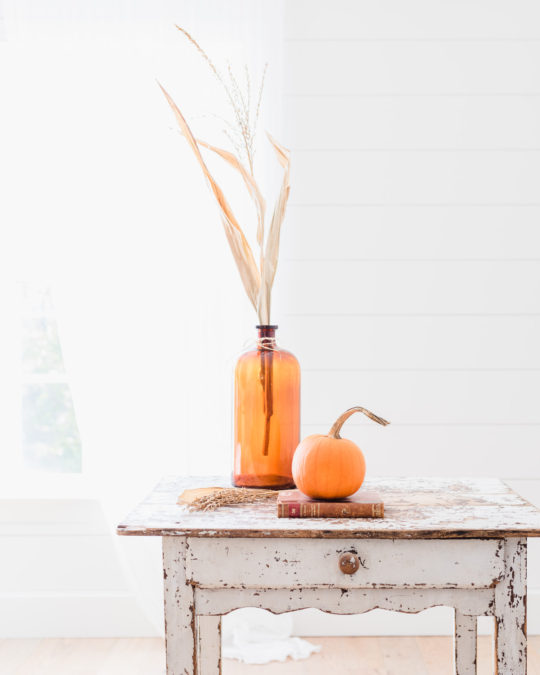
[{"left": 222, "top": 608, "right": 321, "bottom": 665}]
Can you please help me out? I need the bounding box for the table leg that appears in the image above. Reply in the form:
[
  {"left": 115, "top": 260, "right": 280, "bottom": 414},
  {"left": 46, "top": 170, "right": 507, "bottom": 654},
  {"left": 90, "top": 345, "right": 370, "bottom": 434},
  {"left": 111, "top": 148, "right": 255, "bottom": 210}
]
[
  {"left": 198, "top": 615, "right": 222, "bottom": 675},
  {"left": 163, "top": 537, "right": 197, "bottom": 675},
  {"left": 494, "top": 537, "right": 527, "bottom": 674},
  {"left": 454, "top": 610, "right": 477, "bottom": 674}
]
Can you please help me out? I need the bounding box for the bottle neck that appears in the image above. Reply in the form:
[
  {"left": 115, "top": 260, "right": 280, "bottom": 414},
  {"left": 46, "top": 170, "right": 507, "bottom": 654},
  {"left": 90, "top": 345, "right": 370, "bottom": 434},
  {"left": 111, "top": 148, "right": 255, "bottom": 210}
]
[{"left": 256, "top": 324, "right": 277, "bottom": 350}]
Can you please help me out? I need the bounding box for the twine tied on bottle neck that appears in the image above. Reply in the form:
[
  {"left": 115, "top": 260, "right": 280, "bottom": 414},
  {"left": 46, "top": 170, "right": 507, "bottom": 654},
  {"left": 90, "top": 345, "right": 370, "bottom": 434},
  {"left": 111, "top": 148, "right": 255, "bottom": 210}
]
[{"left": 239, "top": 336, "right": 279, "bottom": 353}]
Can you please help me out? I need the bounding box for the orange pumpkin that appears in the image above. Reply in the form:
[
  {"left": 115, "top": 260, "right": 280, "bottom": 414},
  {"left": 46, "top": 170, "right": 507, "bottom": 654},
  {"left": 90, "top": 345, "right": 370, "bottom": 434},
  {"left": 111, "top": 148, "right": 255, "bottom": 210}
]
[{"left": 292, "top": 406, "right": 389, "bottom": 500}]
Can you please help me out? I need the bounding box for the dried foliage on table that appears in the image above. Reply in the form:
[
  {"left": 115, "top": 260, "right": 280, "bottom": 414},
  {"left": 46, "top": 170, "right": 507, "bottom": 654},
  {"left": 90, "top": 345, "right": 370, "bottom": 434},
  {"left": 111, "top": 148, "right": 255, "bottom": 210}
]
[{"left": 178, "top": 487, "right": 278, "bottom": 511}]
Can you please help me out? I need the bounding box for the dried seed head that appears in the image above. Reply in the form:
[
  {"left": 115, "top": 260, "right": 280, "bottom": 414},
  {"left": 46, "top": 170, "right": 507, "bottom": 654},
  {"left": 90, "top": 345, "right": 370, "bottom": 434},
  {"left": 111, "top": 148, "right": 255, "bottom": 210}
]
[{"left": 186, "top": 487, "right": 277, "bottom": 511}]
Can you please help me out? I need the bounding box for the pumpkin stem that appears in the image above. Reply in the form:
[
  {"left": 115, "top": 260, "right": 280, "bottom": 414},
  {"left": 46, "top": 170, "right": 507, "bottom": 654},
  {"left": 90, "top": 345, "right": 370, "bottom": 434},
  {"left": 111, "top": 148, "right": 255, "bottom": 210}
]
[{"left": 328, "top": 406, "right": 390, "bottom": 439}]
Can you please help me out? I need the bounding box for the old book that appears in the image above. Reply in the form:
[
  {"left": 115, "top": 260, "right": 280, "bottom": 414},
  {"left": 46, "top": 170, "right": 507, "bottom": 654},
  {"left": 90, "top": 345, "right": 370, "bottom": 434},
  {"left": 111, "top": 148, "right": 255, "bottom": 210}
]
[{"left": 277, "top": 489, "right": 384, "bottom": 518}]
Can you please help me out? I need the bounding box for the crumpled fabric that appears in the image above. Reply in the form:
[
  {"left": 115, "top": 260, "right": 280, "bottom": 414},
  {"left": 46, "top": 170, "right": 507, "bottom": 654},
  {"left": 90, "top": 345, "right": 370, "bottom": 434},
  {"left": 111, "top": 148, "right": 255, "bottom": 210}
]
[{"left": 222, "top": 608, "right": 321, "bottom": 665}]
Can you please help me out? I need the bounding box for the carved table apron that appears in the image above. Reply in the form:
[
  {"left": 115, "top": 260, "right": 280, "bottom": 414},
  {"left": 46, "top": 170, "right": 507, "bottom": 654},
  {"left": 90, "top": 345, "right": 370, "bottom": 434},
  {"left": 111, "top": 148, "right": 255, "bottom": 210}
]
[{"left": 117, "top": 476, "right": 540, "bottom": 675}]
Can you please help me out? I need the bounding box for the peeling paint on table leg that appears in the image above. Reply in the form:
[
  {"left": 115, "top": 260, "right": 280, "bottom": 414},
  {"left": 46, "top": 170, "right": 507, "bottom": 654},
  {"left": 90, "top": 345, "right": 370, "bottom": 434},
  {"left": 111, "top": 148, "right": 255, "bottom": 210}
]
[
  {"left": 163, "top": 537, "right": 197, "bottom": 675},
  {"left": 198, "top": 615, "right": 222, "bottom": 675},
  {"left": 454, "top": 609, "right": 477, "bottom": 674},
  {"left": 494, "top": 538, "right": 527, "bottom": 674}
]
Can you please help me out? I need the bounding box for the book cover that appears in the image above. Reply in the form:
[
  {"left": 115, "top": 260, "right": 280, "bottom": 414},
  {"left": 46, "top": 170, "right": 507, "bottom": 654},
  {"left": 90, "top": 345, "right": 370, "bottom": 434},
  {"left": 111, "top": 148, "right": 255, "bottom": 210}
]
[{"left": 277, "top": 489, "right": 384, "bottom": 519}]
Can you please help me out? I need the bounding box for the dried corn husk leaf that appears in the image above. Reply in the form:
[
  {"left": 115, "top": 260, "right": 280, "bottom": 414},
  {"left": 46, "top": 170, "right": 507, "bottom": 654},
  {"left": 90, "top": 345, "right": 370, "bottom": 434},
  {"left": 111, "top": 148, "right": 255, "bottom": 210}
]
[
  {"left": 159, "top": 83, "right": 260, "bottom": 310},
  {"left": 258, "top": 132, "right": 291, "bottom": 324},
  {"left": 196, "top": 139, "right": 266, "bottom": 249}
]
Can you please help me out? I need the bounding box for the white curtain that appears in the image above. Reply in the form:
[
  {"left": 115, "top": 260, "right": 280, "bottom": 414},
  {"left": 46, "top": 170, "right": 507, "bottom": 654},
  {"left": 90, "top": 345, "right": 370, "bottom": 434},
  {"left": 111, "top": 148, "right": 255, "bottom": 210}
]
[
  {"left": 1, "top": 0, "right": 289, "bottom": 639},
  {"left": 1, "top": 0, "right": 284, "bottom": 508}
]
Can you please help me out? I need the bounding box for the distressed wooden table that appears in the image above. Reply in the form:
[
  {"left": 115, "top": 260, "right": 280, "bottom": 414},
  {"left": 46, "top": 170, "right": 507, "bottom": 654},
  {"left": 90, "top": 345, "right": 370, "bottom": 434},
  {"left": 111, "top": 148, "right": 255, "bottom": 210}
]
[{"left": 117, "top": 476, "right": 540, "bottom": 675}]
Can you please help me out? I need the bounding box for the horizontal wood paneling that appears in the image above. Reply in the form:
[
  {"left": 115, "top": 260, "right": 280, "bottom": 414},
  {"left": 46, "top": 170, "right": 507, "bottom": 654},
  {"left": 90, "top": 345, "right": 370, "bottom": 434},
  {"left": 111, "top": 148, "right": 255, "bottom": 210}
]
[
  {"left": 282, "top": 1, "right": 540, "bottom": 500},
  {"left": 285, "top": 42, "right": 540, "bottom": 96},
  {"left": 282, "top": 1, "right": 540, "bottom": 639},
  {"left": 0, "top": 536, "right": 128, "bottom": 593},
  {"left": 0, "top": 595, "right": 157, "bottom": 638},
  {"left": 285, "top": 0, "right": 540, "bottom": 40},
  {"left": 0, "top": 500, "right": 109, "bottom": 536},
  {"left": 301, "top": 370, "right": 540, "bottom": 425},
  {"left": 275, "top": 260, "right": 540, "bottom": 315},
  {"left": 289, "top": 150, "right": 540, "bottom": 205},
  {"left": 299, "top": 425, "right": 540, "bottom": 479},
  {"left": 279, "top": 316, "right": 540, "bottom": 370},
  {"left": 280, "top": 206, "right": 540, "bottom": 260},
  {"left": 284, "top": 96, "right": 540, "bottom": 150}
]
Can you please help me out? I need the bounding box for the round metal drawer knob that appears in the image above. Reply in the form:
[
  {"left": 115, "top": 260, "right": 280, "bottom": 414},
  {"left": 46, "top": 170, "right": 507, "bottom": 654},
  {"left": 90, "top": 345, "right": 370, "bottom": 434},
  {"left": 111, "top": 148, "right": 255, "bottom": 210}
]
[{"left": 338, "top": 552, "right": 360, "bottom": 575}]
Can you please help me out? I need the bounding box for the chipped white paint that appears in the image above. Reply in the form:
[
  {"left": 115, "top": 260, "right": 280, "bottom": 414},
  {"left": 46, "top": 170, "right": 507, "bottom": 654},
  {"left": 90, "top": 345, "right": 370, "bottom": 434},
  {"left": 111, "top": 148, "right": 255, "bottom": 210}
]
[
  {"left": 187, "top": 538, "right": 503, "bottom": 589},
  {"left": 194, "top": 587, "right": 495, "bottom": 618},
  {"left": 197, "top": 616, "right": 221, "bottom": 675},
  {"left": 118, "top": 477, "right": 540, "bottom": 674},
  {"left": 162, "top": 537, "right": 197, "bottom": 675},
  {"left": 454, "top": 610, "right": 477, "bottom": 674},
  {"left": 495, "top": 538, "right": 527, "bottom": 674},
  {"left": 117, "top": 476, "right": 540, "bottom": 539}
]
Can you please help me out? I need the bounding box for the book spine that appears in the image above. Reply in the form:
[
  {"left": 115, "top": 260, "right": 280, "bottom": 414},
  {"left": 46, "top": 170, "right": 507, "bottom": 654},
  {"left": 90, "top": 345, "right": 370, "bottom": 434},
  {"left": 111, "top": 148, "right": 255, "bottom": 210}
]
[{"left": 278, "top": 502, "right": 384, "bottom": 518}]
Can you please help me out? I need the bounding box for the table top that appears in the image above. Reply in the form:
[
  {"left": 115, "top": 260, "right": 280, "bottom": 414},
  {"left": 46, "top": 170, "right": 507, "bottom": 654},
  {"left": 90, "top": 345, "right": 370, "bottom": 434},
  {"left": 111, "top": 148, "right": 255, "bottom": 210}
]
[{"left": 117, "top": 476, "right": 540, "bottom": 539}]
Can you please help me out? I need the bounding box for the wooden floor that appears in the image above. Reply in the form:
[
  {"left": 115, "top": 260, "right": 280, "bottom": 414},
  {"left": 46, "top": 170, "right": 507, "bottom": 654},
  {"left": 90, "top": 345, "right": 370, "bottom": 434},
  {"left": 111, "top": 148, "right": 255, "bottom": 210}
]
[{"left": 1, "top": 636, "right": 540, "bottom": 674}]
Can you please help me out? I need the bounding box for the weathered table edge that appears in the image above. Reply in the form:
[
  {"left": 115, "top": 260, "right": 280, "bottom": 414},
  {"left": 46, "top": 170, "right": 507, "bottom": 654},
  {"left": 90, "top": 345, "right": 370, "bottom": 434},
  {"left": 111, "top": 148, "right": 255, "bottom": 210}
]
[
  {"left": 116, "top": 476, "right": 540, "bottom": 539},
  {"left": 116, "top": 525, "right": 540, "bottom": 539}
]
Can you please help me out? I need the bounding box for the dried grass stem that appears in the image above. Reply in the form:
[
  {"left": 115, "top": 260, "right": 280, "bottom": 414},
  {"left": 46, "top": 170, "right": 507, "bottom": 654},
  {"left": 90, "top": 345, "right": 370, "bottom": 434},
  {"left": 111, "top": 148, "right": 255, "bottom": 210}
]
[
  {"left": 186, "top": 488, "right": 277, "bottom": 512},
  {"left": 163, "top": 29, "right": 292, "bottom": 458}
]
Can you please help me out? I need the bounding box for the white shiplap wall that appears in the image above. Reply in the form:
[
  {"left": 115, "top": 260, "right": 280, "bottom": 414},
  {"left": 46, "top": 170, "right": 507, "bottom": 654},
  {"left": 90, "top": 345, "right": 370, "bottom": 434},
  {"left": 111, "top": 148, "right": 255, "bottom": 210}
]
[
  {"left": 275, "top": 0, "right": 540, "bottom": 635},
  {"left": 2, "top": 1, "right": 539, "bottom": 641}
]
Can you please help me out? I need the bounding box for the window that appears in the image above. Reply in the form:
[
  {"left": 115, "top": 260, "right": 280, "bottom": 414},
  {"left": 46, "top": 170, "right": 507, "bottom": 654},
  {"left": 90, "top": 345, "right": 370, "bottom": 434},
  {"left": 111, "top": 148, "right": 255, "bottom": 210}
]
[
  {"left": 18, "top": 282, "right": 82, "bottom": 473},
  {"left": 0, "top": 2, "right": 281, "bottom": 485}
]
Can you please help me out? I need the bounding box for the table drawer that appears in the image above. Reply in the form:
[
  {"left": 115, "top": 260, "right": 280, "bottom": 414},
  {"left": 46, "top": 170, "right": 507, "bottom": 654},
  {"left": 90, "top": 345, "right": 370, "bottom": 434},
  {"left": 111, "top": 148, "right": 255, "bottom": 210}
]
[{"left": 187, "top": 538, "right": 504, "bottom": 589}]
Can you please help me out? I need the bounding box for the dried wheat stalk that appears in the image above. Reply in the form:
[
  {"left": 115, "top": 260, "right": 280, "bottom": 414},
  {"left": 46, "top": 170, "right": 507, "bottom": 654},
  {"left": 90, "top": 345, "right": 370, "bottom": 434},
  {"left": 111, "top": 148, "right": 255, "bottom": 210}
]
[{"left": 178, "top": 487, "right": 278, "bottom": 511}]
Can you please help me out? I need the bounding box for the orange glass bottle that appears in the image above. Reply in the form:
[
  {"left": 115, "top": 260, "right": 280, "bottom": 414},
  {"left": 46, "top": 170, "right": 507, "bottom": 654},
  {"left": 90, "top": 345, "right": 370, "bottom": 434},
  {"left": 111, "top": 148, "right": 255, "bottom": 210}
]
[{"left": 233, "top": 325, "right": 300, "bottom": 488}]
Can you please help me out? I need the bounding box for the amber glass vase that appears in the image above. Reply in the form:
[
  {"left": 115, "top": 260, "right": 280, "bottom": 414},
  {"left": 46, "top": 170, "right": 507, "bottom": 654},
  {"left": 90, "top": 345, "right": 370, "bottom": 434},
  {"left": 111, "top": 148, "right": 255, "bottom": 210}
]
[{"left": 233, "top": 325, "right": 300, "bottom": 488}]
